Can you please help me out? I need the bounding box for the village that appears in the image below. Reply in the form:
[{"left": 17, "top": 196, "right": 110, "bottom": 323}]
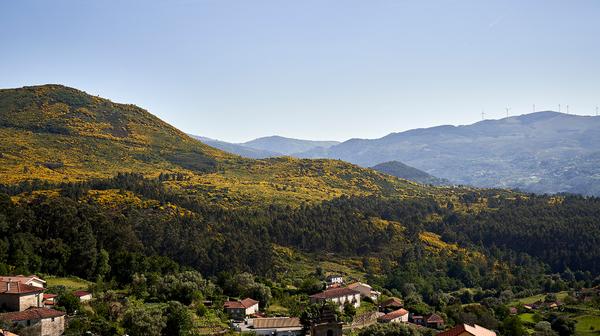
[{"left": 3, "top": 272, "right": 597, "bottom": 336}]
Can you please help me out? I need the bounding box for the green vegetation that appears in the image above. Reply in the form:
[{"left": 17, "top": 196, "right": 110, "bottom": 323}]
[{"left": 2, "top": 85, "right": 600, "bottom": 336}]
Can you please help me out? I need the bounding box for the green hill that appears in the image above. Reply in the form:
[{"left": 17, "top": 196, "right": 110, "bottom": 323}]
[{"left": 0, "top": 85, "right": 426, "bottom": 206}]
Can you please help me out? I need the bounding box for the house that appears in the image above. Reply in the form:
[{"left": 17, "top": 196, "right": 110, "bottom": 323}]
[
  {"left": 224, "top": 298, "right": 259, "bottom": 320},
  {"left": 436, "top": 323, "right": 496, "bottom": 336},
  {"left": 248, "top": 317, "right": 303, "bottom": 336},
  {"left": 0, "top": 281, "right": 44, "bottom": 312},
  {"left": 379, "top": 297, "right": 403, "bottom": 312},
  {"left": 410, "top": 315, "right": 424, "bottom": 325},
  {"left": 347, "top": 282, "right": 381, "bottom": 301},
  {"left": 326, "top": 275, "right": 343, "bottom": 288},
  {"left": 378, "top": 308, "right": 409, "bottom": 323},
  {"left": 508, "top": 307, "right": 518, "bottom": 315},
  {"left": 424, "top": 314, "right": 445, "bottom": 329},
  {"left": 0, "top": 307, "right": 65, "bottom": 336},
  {"left": 309, "top": 287, "right": 361, "bottom": 308},
  {"left": 73, "top": 290, "right": 92, "bottom": 302},
  {"left": 0, "top": 276, "right": 46, "bottom": 289},
  {"left": 42, "top": 294, "right": 57, "bottom": 308}
]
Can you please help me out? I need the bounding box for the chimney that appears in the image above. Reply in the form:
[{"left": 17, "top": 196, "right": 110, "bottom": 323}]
[{"left": 7, "top": 281, "right": 11, "bottom": 291}]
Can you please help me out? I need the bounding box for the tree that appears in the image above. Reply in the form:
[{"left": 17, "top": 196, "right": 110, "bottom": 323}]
[
  {"left": 163, "top": 301, "right": 193, "bottom": 336},
  {"left": 58, "top": 292, "right": 81, "bottom": 314},
  {"left": 550, "top": 316, "right": 576, "bottom": 336},
  {"left": 122, "top": 302, "right": 166, "bottom": 336},
  {"left": 343, "top": 301, "right": 357, "bottom": 322},
  {"left": 501, "top": 316, "right": 526, "bottom": 336}
]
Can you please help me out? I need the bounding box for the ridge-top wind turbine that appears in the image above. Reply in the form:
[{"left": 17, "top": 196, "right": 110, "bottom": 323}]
[{"left": 505, "top": 107, "right": 511, "bottom": 118}]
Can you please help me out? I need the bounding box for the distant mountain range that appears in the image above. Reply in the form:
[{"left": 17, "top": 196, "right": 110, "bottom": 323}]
[
  {"left": 194, "top": 112, "right": 600, "bottom": 196},
  {"left": 298, "top": 112, "right": 600, "bottom": 196},
  {"left": 190, "top": 135, "right": 445, "bottom": 185},
  {"left": 190, "top": 134, "right": 339, "bottom": 159}
]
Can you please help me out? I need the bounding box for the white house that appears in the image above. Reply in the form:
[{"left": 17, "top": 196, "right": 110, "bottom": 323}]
[
  {"left": 224, "top": 298, "right": 259, "bottom": 320},
  {"left": 248, "top": 317, "right": 303, "bottom": 336},
  {"left": 326, "top": 275, "right": 343, "bottom": 288},
  {"left": 310, "top": 287, "right": 361, "bottom": 308},
  {"left": 347, "top": 282, "right": 381, "bottom": 300},
  {"left": 73, "top": 290, "right": 93, "bottom": 302},
  {"left": 378, "top": 308, "right": 409, "bottom": 323}
]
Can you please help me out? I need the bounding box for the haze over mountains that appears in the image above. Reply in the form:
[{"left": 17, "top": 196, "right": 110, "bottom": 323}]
[{"left": 195, "top": 112, "right": 600, "bottom": 196}]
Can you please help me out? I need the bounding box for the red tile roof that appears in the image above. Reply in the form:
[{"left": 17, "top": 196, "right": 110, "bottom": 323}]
[
  {"left": 73, "top": 290, "right": 91, "bottom": 297},
  {"left": 426, "top": 313, "right": 444, "bottom": 323},
  {"left": 43, "top": 293, "right": 58, "bottom": 299},
  {"left": 381, "top": 297, "right": 403, "bottom": 307},
  {"left": 0, "top": 281, "right": 44, "bottom": 295},
  {"left": 379, "top": 308, "right": 409, "bottom": 321},
  {"left": 309, "top": 287, "right": 360, "bottom": 299},
  {"left": 0, "top": 275, "right": 45, "bottom": 285},
  {"left": 224, "top": 298, "right": 259, "bottom": 309},
  {"left": 0, "top": 307, "right": 65, "bottom": 322},
  {"left": 437, "top": 324, "right": 496, "bottom": 336}
]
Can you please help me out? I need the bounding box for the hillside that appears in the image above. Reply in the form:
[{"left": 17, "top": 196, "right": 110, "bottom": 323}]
[
  {"left": 2, "top": 85, "right": 600, "bottom": 336},
  {"left": 242, "top": 135, "right": 339, "bottom": 156},
  {"left": 297, "top": 112, "right": 600, "bottom": 196},
  {"left": 372, "top": 161, "right": 450, "bottom": 186},
  {"left": 0, "top": 84, "right": 427, "bottom": 206}
]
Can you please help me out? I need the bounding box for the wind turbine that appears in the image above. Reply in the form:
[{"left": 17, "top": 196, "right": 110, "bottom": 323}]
[
  {"left": 481, "top": 109, "right": 486, "bottom": 120},
  {"left": 596, "top": 106, "right": 599, "bottom": 116},
  {"left": 505, "top": 107, "right": 511, "bottom": 118},
  {"left": 566, "top": 105, "right": 570, "bottom": 114}
]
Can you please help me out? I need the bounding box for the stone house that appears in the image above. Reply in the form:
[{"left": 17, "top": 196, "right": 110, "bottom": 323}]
[
  {"left": 0, "top": 307, "right": 65, "bottom": 336},
  {"left": 0, "top": 276, "right": 46, "bottom": 289},
  {"left": 0, "top": 281, "right": 44, "bottom": 312}
]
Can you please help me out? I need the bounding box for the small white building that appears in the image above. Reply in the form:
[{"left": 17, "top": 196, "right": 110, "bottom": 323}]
[
  {"left": 248, "top": 317, "right": 303, "bottom": 336},
  {"left": 310, "top": 287, "right": 361, "bottom": 308},
  {"left": 326, "top": 275, "right": 343, "bottom": 288},
  {"left": 224, "top": 298, "right": 260, "bottom": 320},
  {"left": 378, "top": 308, "right": 409, "bottom": 323},
  {"left": 347, "top": 282, "right": 381, "bottom": 300},
  {"left": 73, "top": 290, "right": 93, "bottom": 302}
]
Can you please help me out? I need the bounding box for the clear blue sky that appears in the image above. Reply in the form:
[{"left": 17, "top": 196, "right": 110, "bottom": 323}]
[{"left": 1, "top": 0, "right": 599, "bottom": 142}]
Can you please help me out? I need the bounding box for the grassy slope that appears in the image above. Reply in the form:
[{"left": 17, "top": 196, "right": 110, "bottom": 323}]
[{"left": 0, "top": 85, "right": 437, "bottom": 207}]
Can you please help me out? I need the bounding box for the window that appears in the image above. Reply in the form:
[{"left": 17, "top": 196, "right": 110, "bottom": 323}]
[{"left": 327, "top": 329, "right": 334, "bottom": 336}]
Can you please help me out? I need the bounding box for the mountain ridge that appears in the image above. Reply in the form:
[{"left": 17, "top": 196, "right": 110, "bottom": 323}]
[{"left": 296, "top": 111, "right": 600, "bottom": 195}]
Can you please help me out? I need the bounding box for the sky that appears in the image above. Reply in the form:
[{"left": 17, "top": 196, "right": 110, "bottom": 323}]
[{"left": 1, "top": 0, "right": 599, "bottom": 142}]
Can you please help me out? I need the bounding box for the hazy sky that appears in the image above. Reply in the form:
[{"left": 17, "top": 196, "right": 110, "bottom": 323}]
[{"left": 2, "top": 1, "right": 599, "bottom": 142}]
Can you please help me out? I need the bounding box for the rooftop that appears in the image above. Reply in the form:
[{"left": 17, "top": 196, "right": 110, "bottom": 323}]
[
  {"left": 0, "top": 307, "right": 65, "bottom": 322},
  {"left": 224, "top": 298, "right": 259, "bottom": 309},
  {"left": 0, "top": 281, "right": 44, "bottom": 295},
  {"left": 252, "top": 317, "right": 301, "bottom": 329},
  {"left": 379, "top": 308, "right": 409, "bottom": 321},
  {"left": 310, "top": 287, "right": 360, "bottom": 299},
  {"left": 436, "top": 324, "right": 496, "bottom": 336}
]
